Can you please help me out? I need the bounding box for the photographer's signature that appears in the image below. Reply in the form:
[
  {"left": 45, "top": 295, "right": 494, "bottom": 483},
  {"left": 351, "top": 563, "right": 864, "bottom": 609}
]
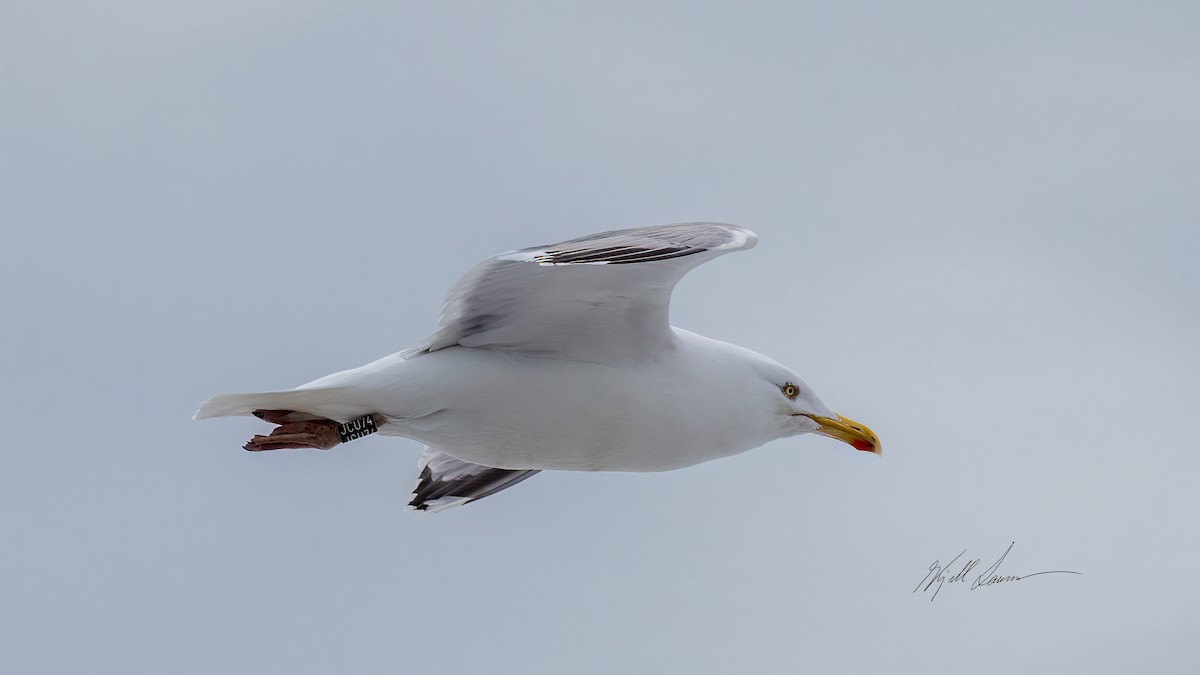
[{"left": 914, "top": 542, "right": 1080, "bottom": 602}]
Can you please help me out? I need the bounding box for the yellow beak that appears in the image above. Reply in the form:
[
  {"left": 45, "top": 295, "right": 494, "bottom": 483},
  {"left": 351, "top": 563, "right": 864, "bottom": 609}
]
[{"left": 806, "top": 414, "right": 881, "bottom": 456}]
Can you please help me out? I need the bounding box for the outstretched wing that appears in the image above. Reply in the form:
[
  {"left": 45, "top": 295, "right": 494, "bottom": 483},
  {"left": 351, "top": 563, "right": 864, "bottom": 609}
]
[
  {"left": 409, "top": 448, "right": 540, "bottom": 512},
  {"left": 416, "top": 223, "right": 757, "bottom": 364}
]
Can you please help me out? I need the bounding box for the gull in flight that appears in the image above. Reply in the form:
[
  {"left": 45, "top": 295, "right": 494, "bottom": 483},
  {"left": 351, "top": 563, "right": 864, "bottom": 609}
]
[{"left": 196, "top": 223, "right": 879, "bottom": 511}]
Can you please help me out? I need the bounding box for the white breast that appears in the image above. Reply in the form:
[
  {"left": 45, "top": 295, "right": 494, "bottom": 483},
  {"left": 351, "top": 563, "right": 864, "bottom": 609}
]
[{"left": 378, "top": 329, "right": 779, "bottom": 472}]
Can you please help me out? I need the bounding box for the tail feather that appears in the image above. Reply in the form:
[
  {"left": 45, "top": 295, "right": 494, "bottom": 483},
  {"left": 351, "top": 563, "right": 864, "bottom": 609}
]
[{"left": 194, "top": 387, "right": 371, "bottom": 422}]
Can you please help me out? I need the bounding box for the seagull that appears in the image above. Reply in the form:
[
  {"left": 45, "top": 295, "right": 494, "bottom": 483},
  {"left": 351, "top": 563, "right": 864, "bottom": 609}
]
[{"left": 196, "top": 223, "right": 879, "bottom": 511}]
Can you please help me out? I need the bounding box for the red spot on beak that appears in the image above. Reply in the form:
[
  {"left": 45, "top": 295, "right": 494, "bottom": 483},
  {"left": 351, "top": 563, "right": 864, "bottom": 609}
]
[{"left": 851, "top": 439, "right": 875, "bottom": 452}]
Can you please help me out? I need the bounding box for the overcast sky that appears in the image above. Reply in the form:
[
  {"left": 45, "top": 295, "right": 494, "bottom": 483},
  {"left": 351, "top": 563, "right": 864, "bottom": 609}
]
[{"left": 3, "top": 1, "right": 1198, "bottom": 673}]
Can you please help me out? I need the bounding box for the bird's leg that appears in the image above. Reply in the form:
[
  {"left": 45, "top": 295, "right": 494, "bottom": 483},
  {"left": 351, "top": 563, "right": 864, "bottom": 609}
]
[
  {"left": 244, "top": 416, "right": 341, "bottom": 452},
  {"left": 242, "top": 411, "right": 384, "bottom": 452}
]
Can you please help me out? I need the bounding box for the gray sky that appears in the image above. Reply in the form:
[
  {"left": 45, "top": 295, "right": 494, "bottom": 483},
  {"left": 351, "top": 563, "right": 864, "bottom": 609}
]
[{"left": 3, "top": 1, "right": 1198, "bottom": 673}]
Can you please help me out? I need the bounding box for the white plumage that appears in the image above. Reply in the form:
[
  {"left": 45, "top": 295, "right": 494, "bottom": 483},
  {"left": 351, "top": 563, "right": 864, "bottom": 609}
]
[{"left": 196, "top": 223, "right": 879, "bottom": 511}]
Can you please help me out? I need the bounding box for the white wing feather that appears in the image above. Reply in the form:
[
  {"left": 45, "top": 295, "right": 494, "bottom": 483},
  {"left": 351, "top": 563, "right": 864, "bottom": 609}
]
[{"left": 416, "top": 222, "right": 756, "bottom": 364}]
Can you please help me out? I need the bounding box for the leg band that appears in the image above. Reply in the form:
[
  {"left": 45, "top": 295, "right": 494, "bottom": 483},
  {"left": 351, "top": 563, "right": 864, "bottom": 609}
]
[{"left": 337, "top": 415, "right": 379, "bottom": 443}]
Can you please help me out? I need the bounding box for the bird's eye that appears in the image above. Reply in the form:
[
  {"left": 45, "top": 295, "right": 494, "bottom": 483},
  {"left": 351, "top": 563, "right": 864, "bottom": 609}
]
[{"left": 781, "top": 383, "right": 799, "bottom": 399}]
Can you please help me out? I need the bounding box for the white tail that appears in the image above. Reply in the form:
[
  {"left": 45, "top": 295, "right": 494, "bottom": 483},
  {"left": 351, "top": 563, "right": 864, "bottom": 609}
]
[{"left": 194, "top": 386, "right": 371, "bottom": 422}]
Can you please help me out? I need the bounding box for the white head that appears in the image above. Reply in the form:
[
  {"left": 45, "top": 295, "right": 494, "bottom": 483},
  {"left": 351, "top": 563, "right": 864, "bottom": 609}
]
[{"left": 745, "top": 351, "right": 881, "bottom": 456}]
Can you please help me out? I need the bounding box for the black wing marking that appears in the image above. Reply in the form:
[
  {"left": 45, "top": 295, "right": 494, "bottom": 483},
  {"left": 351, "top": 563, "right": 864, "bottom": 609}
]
[
  {"left": 531, "top": 244, "right": 700, "bottom": 265},
  {"left": 409, "top": 449, "right": 540, "bottom": 512}
]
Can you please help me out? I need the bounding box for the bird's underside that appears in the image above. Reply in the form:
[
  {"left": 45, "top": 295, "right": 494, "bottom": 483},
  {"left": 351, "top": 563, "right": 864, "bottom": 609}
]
[{"left": 243, "top": 409, "right": 539, "bottom": 511}]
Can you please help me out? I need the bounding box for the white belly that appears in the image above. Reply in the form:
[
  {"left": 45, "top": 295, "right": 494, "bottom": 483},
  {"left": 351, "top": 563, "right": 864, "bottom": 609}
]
[{"left": 362, "top": 336, "right": 776, "bottom": 472}]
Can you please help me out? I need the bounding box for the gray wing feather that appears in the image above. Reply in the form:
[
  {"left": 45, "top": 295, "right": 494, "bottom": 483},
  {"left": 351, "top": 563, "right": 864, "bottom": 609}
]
[
  {"left": 416, "top": 223, "right": 756, "bottom": 362},
  {"left": 409, "top": 448, "right": 539, "bottom": 512}
]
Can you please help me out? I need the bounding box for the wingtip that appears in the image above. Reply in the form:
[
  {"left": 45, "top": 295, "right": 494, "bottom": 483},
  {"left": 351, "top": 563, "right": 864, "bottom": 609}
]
[
  {"left": 407, "top": 496, "right": 469, "bottom": 513},
  {"left": 739, "top": 228, "right": 759, "bottom": 250},
  {"left": 698, "top": 222, "right": 757, "bottom": 251}
]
